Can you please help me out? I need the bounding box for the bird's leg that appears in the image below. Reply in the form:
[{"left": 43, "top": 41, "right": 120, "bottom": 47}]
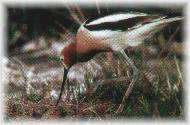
[
  {"left": 87, "top": 49, "right": 138, "bottom": 113},
  {"left": 106, "top": 52, "right": 120, "bottom": 77},
  {"left": 115, "top": 49, "right": 139, "bottom": 114}
]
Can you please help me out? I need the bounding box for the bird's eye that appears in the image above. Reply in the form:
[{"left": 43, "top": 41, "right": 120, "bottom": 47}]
[{"left": 60, "top": 57, "right": 64, "bottom": 62}]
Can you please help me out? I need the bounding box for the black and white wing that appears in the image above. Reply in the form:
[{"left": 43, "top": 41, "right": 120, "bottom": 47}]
[
  {"left": 82, "top": 13, "right": 182, "bottom": 47},
  {"left": 84, "top": 12, "right": 164, "bottom": 31}
]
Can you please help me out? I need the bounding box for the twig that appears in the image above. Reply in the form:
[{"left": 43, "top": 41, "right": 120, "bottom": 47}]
[
  {"left": 157, "top": 26, "right": 180, "bottom": 59},
  {"left": 73, "top": 3, "right": 86, "bottom": 22},
  {"left": 95, "top": 1, "right": 101, "bottom": 15},
  {"left": 65, "top": 5, "right": 82, "bottom": 25},
  {"left": 9, "top": 57, "right": 28, "bottom": 84},
  {"left": 54, "top": 20, "right": 70, "bottom": 33},
  {"left": 160, "top": 59, "right": 172, "bottom": 94},
  {"left": 174, "top": 55, "right": 184, "bottom": 84},
  {"left": 82, "top": 105, "right": 101, "bottom": 118},
  {"left": 166, "top": 69, "right": 172, "bottom": 93}
]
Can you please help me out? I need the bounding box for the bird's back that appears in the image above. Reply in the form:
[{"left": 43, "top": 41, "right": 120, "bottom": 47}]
[{"left": 77, "top": 12, "right": 183, "bottom": 51}]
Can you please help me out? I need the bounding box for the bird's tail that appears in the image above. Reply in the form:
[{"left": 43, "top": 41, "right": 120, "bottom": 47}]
[
  {"left": 158, "top": 17, "right": 183, "bottom": 23},
  {"left": 145, "top": 16, "right": 184, "bottom": 36},
  {"left": 126, "top": 16, "right": 183, "bottom": 47},
  {"left": 152, "top": 17, "right": 183, "bottom": 28}
]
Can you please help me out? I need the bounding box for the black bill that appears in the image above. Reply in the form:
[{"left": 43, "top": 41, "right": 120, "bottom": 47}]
[{"left": 56, "top": 68, "right": 69, "bottom": 106}]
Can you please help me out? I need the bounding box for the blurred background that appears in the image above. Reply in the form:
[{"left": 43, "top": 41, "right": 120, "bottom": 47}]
[{"left": 4, "top": 4, "right": 184, "bottom": 120}]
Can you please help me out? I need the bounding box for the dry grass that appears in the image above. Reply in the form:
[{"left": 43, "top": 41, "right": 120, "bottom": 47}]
[{"left": 4, "top": 6, "right": 184, "bottom": 121}]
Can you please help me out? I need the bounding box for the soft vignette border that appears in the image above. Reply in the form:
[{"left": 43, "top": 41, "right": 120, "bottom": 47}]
[{"left": 0, "top": 0, "right": 189, "bottom": 125}]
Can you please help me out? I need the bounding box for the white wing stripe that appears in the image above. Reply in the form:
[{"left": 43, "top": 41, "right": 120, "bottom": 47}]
[{"left": 86, "top": 13, "right": 147, "bottom": 26}]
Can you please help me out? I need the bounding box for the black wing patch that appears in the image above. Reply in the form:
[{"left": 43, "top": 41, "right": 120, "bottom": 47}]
[{"left": 84, "top": 15, "right": 161, "bottom": 31}]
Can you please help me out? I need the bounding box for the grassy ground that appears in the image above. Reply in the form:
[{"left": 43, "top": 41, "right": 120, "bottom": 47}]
[
  {"left": 5, "top": 7, "right": 184, "bottom": 121},
  {"left": 5, "top": 34, "right": 184, "bottom": 120}
]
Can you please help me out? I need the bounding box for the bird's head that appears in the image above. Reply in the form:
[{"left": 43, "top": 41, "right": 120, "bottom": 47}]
[
  {"left": 56, "top": 42, "right": 77, "bottom": 106},
  {"left": 60, "top": 42, "right": 77, "bottom": 69}
]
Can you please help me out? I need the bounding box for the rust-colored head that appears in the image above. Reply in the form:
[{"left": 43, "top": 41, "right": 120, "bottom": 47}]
[
  {"left": 57, "top": 43, "right": 76, "bottom": 106},
  {"left": 60, "top": 42, "right": 77, "bottom": 68}
]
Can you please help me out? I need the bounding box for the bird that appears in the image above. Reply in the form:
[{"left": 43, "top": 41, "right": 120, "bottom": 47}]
[{"left": 56, "top": 12, "right": 183, "bottom": 106}]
